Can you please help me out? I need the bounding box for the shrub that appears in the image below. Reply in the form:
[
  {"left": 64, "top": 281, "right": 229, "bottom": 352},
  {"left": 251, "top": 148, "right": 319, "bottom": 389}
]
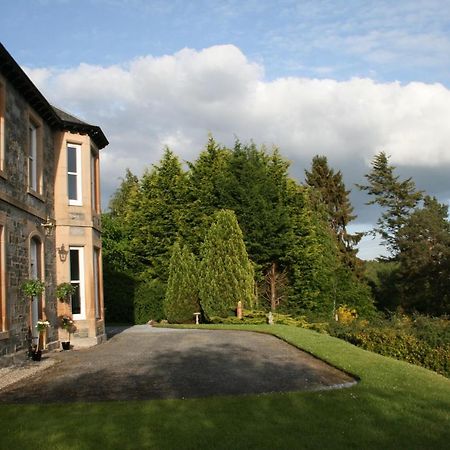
[
  {"left": 329, "top": 319, "right": 449, "bottom": 378},
  {"left": 199, "top": 210, "right": 255, "bottom": 320},
  {"left": 164, "top": 242, "right": 200, "bottom": 323},
  {"left": 134, "top": 278, "right": 166, "bottom": 324}
]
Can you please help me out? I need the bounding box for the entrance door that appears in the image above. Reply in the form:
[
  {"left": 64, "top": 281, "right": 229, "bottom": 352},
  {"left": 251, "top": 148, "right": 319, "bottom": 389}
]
[{"left": 30, "top": 237, "right": 42, "bottom": 340}]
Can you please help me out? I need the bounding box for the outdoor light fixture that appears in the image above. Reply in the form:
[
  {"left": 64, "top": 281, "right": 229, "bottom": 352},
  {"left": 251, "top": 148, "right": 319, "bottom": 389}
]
[
  {"left": 40, "top": 217, "right": 55, "bottom": 236},
  {"left": 57, "top": 244, "right": 69, "bottom": 262}
]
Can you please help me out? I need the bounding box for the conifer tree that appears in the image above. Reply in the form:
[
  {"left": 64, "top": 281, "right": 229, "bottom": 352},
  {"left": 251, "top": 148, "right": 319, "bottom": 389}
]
[
  {"left": 164, "top": 241, "right": 200, "bottom": 323},
  {"left": 358, "top": 152, "right": 422, "bottom": 257},
  {"left": 199, "top": 210, "right": 255, "bottom": 320},
  {"left": 179, "top": 137, "right": 232, "bottom": 254},
  {"left": 305, "top": 155, "right": 362, "bottom": 272},
  {"left": 397, "top": 196, "right": 450, "bottom": 315},
  {"left": 134, "top": 148, "right": 186, "bottom": 281}
]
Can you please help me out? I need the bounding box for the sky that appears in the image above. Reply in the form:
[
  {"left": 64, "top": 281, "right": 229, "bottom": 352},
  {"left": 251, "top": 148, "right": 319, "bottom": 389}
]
[{"left": 2, "top": 0, "right": 450, "bottom": 259}]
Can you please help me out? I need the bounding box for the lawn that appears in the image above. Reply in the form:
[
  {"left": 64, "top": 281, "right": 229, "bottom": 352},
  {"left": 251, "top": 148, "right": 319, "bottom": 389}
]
[{"left": 1, "top": 324, "right": 449, "bottom": 450}]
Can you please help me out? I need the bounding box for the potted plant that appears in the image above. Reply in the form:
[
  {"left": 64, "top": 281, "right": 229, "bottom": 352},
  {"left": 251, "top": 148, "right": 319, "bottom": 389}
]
[
  {"left": 32, "top": 319, "right": 50, "bottom": 361},
  {"left": 60, "top": 315, "right": 74, "bottom": 350},
  {"left": 21, "top": 279, "right": 45, "bottom": 299},
  {"left": 55, "top": 282, "right": 76, "bottom": 302}
]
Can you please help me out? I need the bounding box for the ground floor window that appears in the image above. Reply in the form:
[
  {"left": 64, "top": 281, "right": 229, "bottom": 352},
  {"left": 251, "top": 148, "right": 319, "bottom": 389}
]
[
  {"left": 30, "top": 236, "right": 43, "bottom": 339},
  {"left": 0, "top": 223, "right": 6, "bottom": 332},
  {"left": 93, "top": 247, "right": 101, "bottom": 319},
  {"left": 70, "top": 247, "right": 85, "bottom": 319}
]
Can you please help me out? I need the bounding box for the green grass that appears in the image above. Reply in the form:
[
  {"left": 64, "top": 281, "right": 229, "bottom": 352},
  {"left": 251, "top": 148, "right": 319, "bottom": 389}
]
[{"left": 1, "top": 324, "right": 449, "bottom": 449}]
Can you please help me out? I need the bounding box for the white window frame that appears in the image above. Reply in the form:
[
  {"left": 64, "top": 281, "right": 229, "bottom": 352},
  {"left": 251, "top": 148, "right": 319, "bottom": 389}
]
[
  {"left": 67, "top": 143, "right": 82, "bottom": 206},
  {"left": 28, "top": 122, "right": 37, "bottom": 192},
  {"left": 70, "top": 246, "right": 86, "bottom": 320}
]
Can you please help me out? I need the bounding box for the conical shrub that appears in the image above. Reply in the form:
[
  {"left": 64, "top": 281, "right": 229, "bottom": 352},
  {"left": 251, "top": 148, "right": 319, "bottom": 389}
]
[
  {"left": 199, "top": 209, "right": 255, "bottom": 320},
  {"left": 164, "top": 241, "right": 200, "bottom": 323}
]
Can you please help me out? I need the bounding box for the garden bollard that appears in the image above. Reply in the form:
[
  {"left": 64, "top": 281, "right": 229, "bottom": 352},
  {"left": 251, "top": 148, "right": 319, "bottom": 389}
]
[
  {"left": 194, "top": 312, "right": 200, "bottom": 324},
  {"left": 237, "top": 301, "right": 243, "bottom": 319}
]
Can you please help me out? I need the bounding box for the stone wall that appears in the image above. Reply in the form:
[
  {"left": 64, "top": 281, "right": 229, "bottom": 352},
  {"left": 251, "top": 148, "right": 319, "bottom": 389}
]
[{"left": 0, "top": 79, "right": 57, "bottom": 357}]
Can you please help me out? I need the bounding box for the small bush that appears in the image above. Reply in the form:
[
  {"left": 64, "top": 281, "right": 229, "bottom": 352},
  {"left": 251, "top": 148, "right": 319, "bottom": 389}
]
[{"left": 134, "top": 279, "right": 166, "bottom": 324}]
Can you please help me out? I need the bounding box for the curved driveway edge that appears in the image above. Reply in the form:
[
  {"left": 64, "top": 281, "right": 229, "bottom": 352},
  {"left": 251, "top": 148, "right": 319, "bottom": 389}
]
[{"left": 0, "top": 326, "right": 356, "bottom": 403}]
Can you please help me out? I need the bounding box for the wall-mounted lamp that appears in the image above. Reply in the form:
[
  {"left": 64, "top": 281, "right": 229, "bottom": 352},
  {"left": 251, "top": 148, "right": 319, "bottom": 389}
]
[
  {"left": 40, "top": 217, "right": 55, "bottom": 237},
  {"left": 57, "top": 244, "right": 69, "bottom": 262}
]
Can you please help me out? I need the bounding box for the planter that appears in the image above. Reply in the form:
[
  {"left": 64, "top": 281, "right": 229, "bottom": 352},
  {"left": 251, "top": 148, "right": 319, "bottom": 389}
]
[
  {"left": 31, "top": 350, "right": 42, "bottom": 361},
  {"left": 61, "top": 341, "right": 71, "bottom": 350}
]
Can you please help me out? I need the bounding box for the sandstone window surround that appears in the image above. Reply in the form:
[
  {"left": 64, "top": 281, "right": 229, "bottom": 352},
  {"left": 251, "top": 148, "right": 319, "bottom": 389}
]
[
  {"left": 67, "top": 143, "right": 82, "bottom": 206},
  {"left": 27, "top": 110, "right": 43, "bottom": 197}
]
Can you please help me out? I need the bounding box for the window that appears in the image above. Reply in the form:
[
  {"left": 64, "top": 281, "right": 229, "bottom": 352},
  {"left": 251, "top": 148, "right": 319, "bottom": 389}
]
[
  {"left": 30, "top": 236, "right": 43, "bottom": 339},
  {"left": 28, "top": 123, "right": 37, "bottom": 191},
  {"left": 0, "top": 78, "right": 5, "bottom": 174},
  {"left": 93, "top": 248, "right": 101, "bottom": 319},
  {"left": 91, "top": 149, "right": 99, "bottom": 213},
  {"left": 69, "top": 247, "right": 85, "bottom": 319},
  {"left": 67, "top": 144, "right": 82, "bottom": 205},
  {"left": 0, "top": 221, "right": 6, "bottom": 333},
  {"left": 27, "top": 113, "right": 42, "bottom": 194}
]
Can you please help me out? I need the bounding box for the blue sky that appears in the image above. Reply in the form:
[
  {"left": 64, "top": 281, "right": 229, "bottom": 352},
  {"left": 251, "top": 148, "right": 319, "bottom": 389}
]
[
  {"left": 2, "top": 0, "right": 450, "bottom": 259},
  {"left": 4, "top": 0, "right": 450, "bottom": 84}
]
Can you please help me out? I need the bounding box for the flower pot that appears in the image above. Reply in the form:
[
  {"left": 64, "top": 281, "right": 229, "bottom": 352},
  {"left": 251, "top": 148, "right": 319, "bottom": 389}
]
[
  {"left": 61, "top": 341, "right": 71, "bottom": 350},
  {"left": 31, "top": 350, "right": 42, "bottom": 361}
]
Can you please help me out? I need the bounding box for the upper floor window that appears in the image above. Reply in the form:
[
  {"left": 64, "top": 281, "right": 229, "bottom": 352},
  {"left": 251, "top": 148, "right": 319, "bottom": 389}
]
[
  {"left": 28, "top": 123, "right": 37, "bottom": 190},
  {"left": 27, "top": 113, "right": 42, "bottom": 195},
  {"left": 0, "top": 78, "right": 5, "bottom": 175},
  {"left": 91, "top": 148, "right": 100, "bottom": 213},
  {"left": 68, "top": 143, "right": 82, "bottom": 205}
]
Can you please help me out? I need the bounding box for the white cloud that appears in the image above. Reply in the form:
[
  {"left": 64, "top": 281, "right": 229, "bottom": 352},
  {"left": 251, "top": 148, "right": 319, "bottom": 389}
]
[{"left": 23, "top": 44, "right": 450, "bottom": 257}]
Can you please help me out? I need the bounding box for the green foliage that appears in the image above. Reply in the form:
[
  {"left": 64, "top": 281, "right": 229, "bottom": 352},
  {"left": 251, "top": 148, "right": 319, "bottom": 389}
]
[
  {"left": 134, "top": 278, "right": 166, "bottom": 324},
  {"left": 199, "top": 210, "right": 255, "bottom": 320},
  {"left": 364, "top": 260, "right": 401, "bottom": 312},
  {"left": 305, "top": 155, "right": 362, "bottom": 273},
  {"left": 358, "top": 151, "right": 422, "bottom": 257},
  {"left": 397, "top": 196, "right": 450, "bottom": 315},
  {"left": 55, "top": 282, "right": 76, "bottom": 301},
  {"left": 133, "top": 149, "right": 187, "bottom": 282},
  {"left": 164, "top": 242, "right": 200, "bottom": 323},
  {"left": 103, "top": 267, "right": 136, "bottom": 324},
  {"left": 21, "top": 279, "right": 45, "bottom": 298},
  {"left": 329, "top": 315, "right": 450, "bottom": 377}
]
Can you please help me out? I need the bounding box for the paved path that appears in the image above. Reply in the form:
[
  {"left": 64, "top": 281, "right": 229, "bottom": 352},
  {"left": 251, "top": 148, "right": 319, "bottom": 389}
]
[{"left": 0, "top": 326, "right": 356, "bottom": 403}]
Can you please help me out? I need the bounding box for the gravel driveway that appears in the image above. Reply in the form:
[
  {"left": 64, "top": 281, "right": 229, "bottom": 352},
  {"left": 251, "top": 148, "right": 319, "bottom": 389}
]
[{"left": 0, "top": 326, "right": 356, "bottom": 403}]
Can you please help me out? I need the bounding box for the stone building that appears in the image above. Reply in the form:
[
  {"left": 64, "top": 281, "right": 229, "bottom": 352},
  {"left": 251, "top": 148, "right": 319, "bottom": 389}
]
[{"left": 0, "top": 43, "right": 108, "bottom": 361}]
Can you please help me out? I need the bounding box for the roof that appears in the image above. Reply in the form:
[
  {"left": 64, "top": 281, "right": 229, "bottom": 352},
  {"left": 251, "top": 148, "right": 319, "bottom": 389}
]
[{"left": 0, "top": 43, "right": 108, "bottom": 149}]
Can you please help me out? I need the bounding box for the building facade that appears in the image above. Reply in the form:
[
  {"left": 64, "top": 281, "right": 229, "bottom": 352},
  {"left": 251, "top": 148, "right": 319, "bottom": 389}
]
[{"left": 0, "top": 43, "right": 108, "bottom": 361}]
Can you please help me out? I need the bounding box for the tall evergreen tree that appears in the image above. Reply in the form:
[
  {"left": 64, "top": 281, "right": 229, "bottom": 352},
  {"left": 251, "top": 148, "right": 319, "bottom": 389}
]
[
  {"left": 164, "top": 241, "right": 200, "bottom": 323},
  {"left": 284, "top": 184, "right": 338, "bottom": 316},
  {"left": 180, "top": 137, "right": 231, "bottom": 253},
  {"left": 305, "top": 155, "right": 362, "bottom": 272},
  {"left": 358, "top": 152, "right": 422, "bottom": 257},
  {"left": 133, "top": 148, "right": 186, "bottom": 281},
  {"left": 199, "top": 210, "right": 255, "bottom": 320},
  {"left": 397, "top": 196, "right": 450, "bottom": 315}
]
